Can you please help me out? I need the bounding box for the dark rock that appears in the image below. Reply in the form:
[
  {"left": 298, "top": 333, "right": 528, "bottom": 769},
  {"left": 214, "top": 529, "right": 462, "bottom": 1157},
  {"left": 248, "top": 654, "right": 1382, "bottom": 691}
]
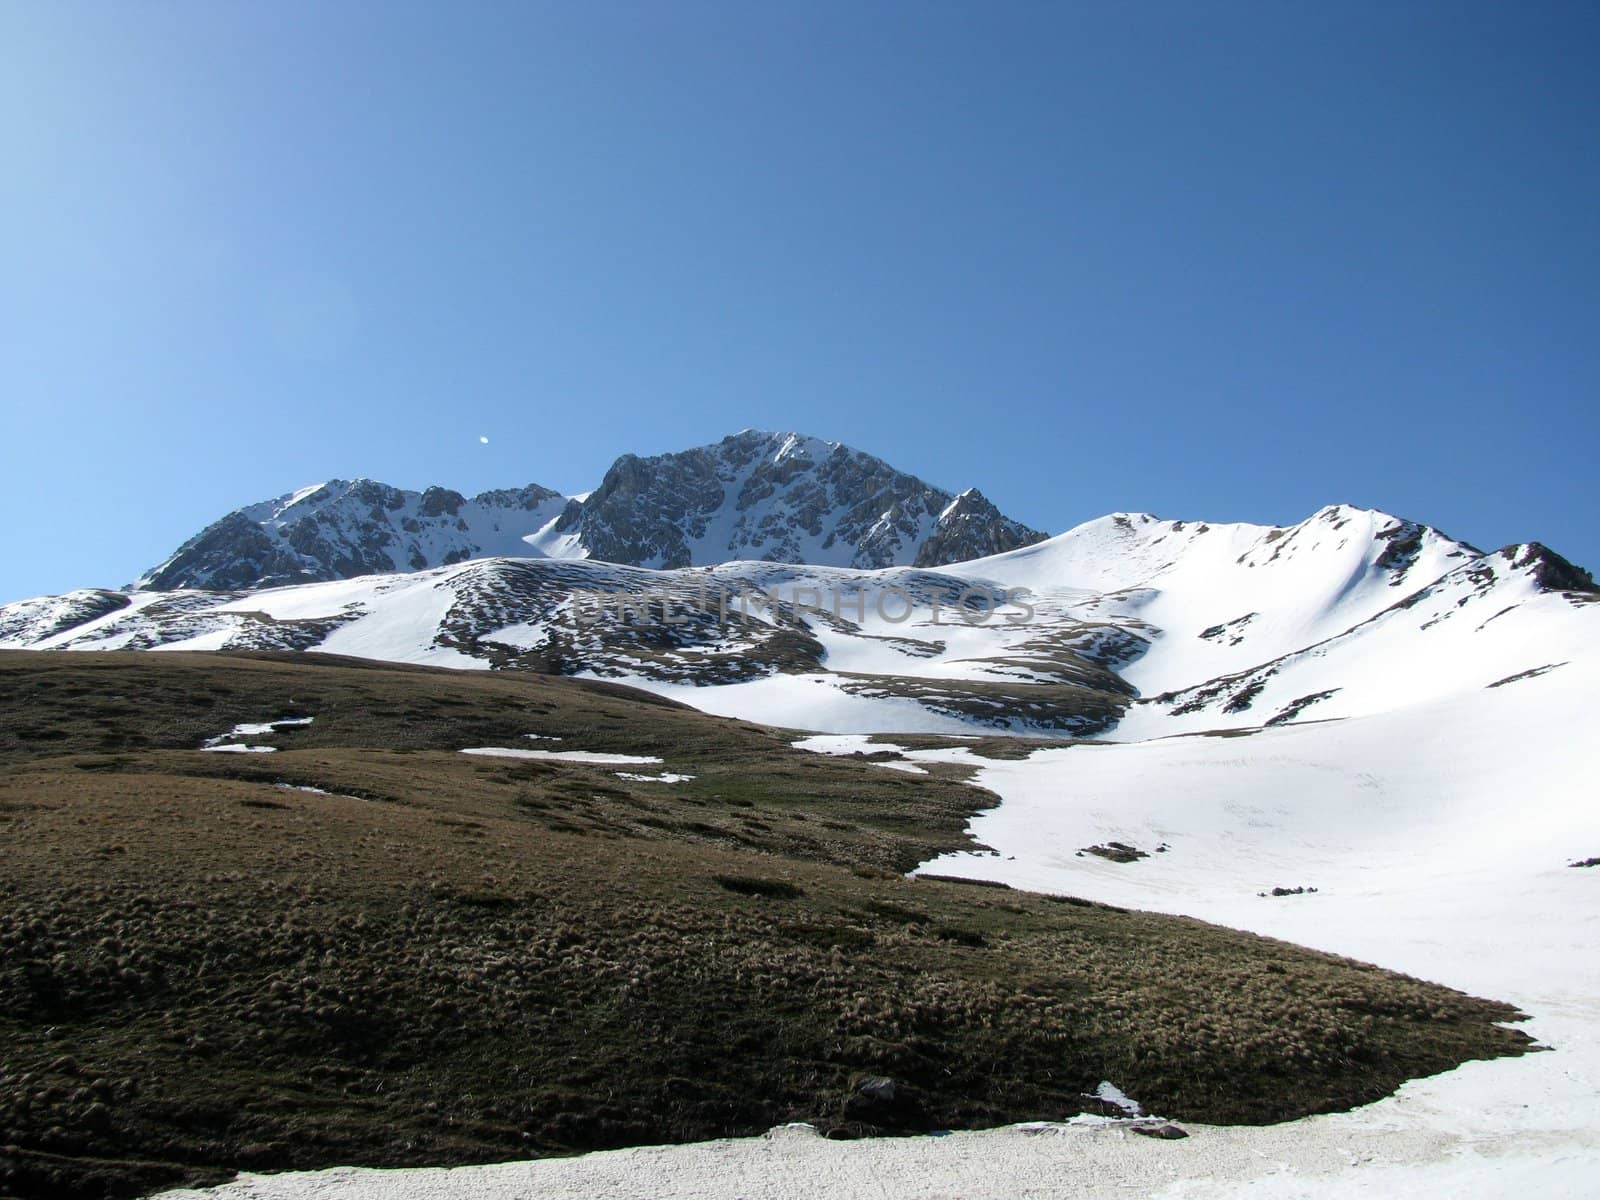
[
  {"left": 913, "top": 487, "right": 1047, "bottom": 568},
  {"left": 418, "top": 487, "right": 466, "bottom": 518},
  {"left": 856, "top": 1076, "right": 897, "bottom": 1104},
  {"left": 1503, "top": 543, "right": 1597, "bottom": 594},
  {"left": 1131, "top": 1122, "right": 1189, "bottom": 1139},
  {"left": 843, "top": 1074, "right": 925, "bottom": 1128},
  {"left": 1076, "top": 1095, "right": 1132, "bottom": 1119},
  {"left": 1082, "top": 842, "right": 1149, "bottom": 864}
]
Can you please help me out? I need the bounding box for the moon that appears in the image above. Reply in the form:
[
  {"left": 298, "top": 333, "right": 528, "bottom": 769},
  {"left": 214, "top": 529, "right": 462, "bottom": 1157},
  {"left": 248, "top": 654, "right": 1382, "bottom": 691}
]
[{"left": 479, "top": 436, "right": 490, "bottom": 445}]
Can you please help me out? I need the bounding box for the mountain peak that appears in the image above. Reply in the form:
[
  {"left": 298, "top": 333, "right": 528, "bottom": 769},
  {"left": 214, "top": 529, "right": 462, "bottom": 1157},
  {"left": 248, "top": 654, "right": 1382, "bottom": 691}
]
[
  {"left": 914, "top": 486, "right": 1040, "bottom": 567},
  {"left": 536, "top": 431, "right": 1045, "bottom": 570},
  {"left": 1500, "top": 542, "right": 1597, "bottom": 594},
  {"left": 132, "top": 433, "right": 1047, "bottom": 589}
]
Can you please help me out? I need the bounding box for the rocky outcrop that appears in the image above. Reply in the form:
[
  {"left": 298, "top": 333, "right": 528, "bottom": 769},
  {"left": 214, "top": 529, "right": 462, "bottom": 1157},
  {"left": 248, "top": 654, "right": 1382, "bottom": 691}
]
[
  {"left": 135, "top": 480, "right": 569, "bottom": 591},
  {"left": 134, "top": 433, "right": 1048, "bottom": 589},
  {"left": 560, "top": 431, "right": 1047, "bottom": 570},
  {"left": 1503, "top": 543, "right": 1598, "bottom": 595},
  {"left": 914, "top": 488, "right": 1044, "bottom": 567}
]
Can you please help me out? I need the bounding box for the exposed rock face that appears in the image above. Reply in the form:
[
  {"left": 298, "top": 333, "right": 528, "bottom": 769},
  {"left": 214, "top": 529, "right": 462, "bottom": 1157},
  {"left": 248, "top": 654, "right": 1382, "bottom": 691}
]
[
  {"left": 133, "top": 432, "right": 1048, "bottom": 589},
  {"left": 135, "top": 480, "right": 570, "bottom": 592},
  {"left": 1504, "top": 543, "right": 1598, "bottom": 594},
  {"left": 556, "top": 431, "right": 1047, "bottom": 570},
  {"left": 146, "top": 511, "right": 315, "bottom": 592},
  {"left": 915, "top": 488, "right": 1044, "bottom": 568}
]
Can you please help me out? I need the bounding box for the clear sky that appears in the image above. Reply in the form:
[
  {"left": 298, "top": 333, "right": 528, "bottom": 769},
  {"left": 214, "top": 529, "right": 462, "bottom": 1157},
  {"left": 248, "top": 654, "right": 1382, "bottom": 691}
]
[{"left": 2, "top": 1, "right": 1596, "bottom": 603}]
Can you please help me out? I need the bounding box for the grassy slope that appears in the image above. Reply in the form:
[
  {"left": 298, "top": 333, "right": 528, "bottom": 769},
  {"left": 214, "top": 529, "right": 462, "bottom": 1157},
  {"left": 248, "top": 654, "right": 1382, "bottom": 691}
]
[{"left": 0, "top": 651, "right": 1530, "bottom": 1199}]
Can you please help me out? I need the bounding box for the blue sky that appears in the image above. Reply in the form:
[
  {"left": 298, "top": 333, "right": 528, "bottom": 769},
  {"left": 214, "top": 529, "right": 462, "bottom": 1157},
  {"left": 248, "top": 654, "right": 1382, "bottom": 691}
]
[{"left": 2, "top": 1, "right": 1596, "bottom": 603}]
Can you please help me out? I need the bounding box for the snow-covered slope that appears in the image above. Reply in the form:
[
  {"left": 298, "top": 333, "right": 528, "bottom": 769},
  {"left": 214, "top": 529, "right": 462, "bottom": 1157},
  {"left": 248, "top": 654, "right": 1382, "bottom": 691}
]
[
  {"left": 3, "top": 555, "right": 1134, "bottom": 734},
  {"left": 133, "top": 432, "right": 1047, "bottom": 591},
  {"left": 1114, "top": 541, "right": 1598, "bottom": 736},
  {"left": 0, "top": 588, "right": 133, "bottom": 645},
  {"left": 154, "top": 644, "right": 1600, "bottom": 1200},
  {"left": 960, "top": 505, "right": 1485, "bottom": 694},
  {"left": 893, "top": 652, "right": 1600, "bottom": 1198},
  {"left": 8, "top": 501, "right": 1596, "bottom": 741},
  {"left": 136, "top": 479, "right": 571, "bottom": 591}
]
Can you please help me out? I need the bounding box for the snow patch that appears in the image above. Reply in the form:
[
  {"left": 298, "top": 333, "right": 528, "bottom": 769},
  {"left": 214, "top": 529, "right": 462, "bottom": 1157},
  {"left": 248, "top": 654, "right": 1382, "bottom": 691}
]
[
  {"left": 201, "top": 716, "right": 313, "bottom": 751},
  {"left": 459, "top": 748, "right": 664, "bottom": 765}
]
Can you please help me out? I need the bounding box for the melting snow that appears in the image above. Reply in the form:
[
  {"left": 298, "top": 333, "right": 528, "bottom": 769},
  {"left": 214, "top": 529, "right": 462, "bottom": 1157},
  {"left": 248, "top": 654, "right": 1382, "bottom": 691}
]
[
  {"left": 201, "top": 716, "right": 313, "bottom": 751},
  {"left": 229, "top": 718, "right": 314, "bottom": 737},
  {"left": 459, "top": 748, "right": 664, "bottom": 765},
  {"left": 793, "top": 734, "right": 929, "bottom": 774}
]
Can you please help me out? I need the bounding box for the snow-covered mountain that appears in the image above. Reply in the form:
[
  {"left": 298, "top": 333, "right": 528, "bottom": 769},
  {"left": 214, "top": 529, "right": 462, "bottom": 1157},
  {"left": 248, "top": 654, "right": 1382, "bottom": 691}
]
[
  {"left": 954, "top": 504, "right": 1599, "bottom": 734},
  {"left": 21, "top": 463, "right": 1595, "bottom": 1200},
  {"left": 17, "top": 494, "right": 1598, "bottom": 1200},
  {"left": 132, "top": 432, "right": 1048, "bottom": 591},
  {"left": 10, "top": 501, "right": 1595, "bottom": 740},
  {"left": 135, "top": 479, "right": 571, "bottom": 591},
  {"left": 534, "top": 430, "right": 1046, "bottom": 570}
]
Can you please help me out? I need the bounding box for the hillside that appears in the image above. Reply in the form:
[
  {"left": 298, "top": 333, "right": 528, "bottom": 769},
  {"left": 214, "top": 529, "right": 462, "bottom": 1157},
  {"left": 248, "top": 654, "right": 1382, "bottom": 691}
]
[{"left": 0, "top": 651, "right": 1531, "bottom": 1200}]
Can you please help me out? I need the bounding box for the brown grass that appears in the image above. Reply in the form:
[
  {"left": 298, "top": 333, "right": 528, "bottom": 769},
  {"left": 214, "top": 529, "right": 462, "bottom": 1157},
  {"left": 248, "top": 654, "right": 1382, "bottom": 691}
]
[{"left": 0, "top": 651, "right": 1531, "bottom": 1199}]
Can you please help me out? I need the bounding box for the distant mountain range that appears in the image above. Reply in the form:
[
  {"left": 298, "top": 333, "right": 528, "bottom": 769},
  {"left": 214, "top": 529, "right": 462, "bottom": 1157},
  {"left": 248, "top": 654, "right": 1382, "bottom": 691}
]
[
  {"left": 132, "top": 431, "right": 1048, "bottom": 591},
  {"left": 7, "top": 472, "right": 1594, "bottom": 737}
]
